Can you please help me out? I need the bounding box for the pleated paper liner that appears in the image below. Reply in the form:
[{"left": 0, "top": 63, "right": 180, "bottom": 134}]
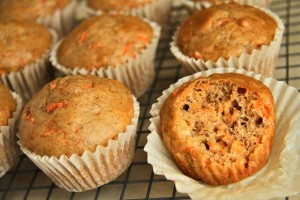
[
  {"left": 50, "top": 19, "right": 161, "bottom": 98},
  {"left": 170, "top": 5, "right": 284, "bottom": 77},
  {"left": 144, "top": 68, "right": 300, "bottom": 200},
  {"left": 18, "top": 96, "right": 140, "bottom": 192},
  {"left": 82, "top": 0, "right": 172, "bottom": 26},
  {"left": 0, "top": 92, "right": 22, "bottom": 177},
  {"left": 0, "top": 29, "right": 58, "bottom": 102}
]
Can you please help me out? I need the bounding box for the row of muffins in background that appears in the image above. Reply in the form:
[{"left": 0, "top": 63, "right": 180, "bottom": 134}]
[{"left": 0, "top": 0, "right": 288, "bottom": 194}]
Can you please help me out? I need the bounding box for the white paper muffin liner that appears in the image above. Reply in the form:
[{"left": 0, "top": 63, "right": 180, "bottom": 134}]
[
  {"left": 50, "top": 19, "right": 161, "bottom": 98},
  {"left": 18, "top": 96, "right": 140, "bottom": 192},
  {"left": 0, "top": 30, "right": 58, "bottom": 102},
  {"left": 170, "top": 6, "right": 284, "bottom": 77},
  {"left": 182, "top": 0, "right": 273, "bottom": 11},
  {"left": 0, "top": 92, "right": 23, "bottom": 178},
  {"left": 144, "top": 67, "right": 300, "bottom": 200},
  {"left": 82, "top": 0, "right": 172, "bottom": 26},
  {"left": 37, "top": 0, "right": 77, "bottom": 37}
]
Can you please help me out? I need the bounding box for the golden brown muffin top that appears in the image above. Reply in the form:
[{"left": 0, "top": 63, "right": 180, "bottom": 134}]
[
  {"left": 0, "top": 83, "right": 16, "bottom": 126},
  {"left": 86, "top": 0, "right": 153, "bottom": 12},
  {"left": 193, "top": 0, "right": 232, "bottom": 3},
  {"left": 177, "top": 3, "right": 277, "bottom": 61},
  {"left": 0, "top": 0, "right": 69, "bottom": 22},
  {"left": 57, "top": 15, "right": 153, "bottom": 69},
  {"left": 0, "top": 21, "right": 53, "bottom": 74},
  {"left": 19, "top": 75, "right": 134, "bottom": 158},
  {"left": 160, "top": 73, "right": 275, "bottom": 185}
]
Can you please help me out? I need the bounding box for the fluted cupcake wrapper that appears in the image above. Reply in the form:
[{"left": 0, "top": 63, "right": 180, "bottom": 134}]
[
  {"left": 144, "top": 68, "right": 300, "bottom": 200},
  {"left": 170, "top": 6, "right": 284, "bottom": 77},
  {"left": 0, "top": 92, "right": 23, "bottom": 178},
  {"left": 18, "top": 96, "right": 140, "bottom": 192},
  {"left": 182, "top": 0, "right": 273, "bottom": 11},
  {"left": 50, "top": 19, "right": 161, "bottom": 98},
  {"left": 0, "top": 30, "right": 58, "bottom": 102},
  {"left": 37, "top": 0, "right": 77, "bottom": 37},
  {"left": 82, "top": 0, "right": 172, "bottom": 26}
]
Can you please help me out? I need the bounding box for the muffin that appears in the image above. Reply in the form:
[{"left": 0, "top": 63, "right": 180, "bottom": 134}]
[
  {"left": 83, "top": 0, "right": 172, "bottom": 26},
  {"left": 159, "top": 72, "right": 275, "bottom": 185},
  {"left": 0, "top": 83, "right": 22, "bottom": 177},
  {"left": 171, "top": 3, "right": 284, "bottom": 76},
  {"left": 0, "top": 0, "right": 77, "bottom": 36},
  {"left": 18, "top": 75, "right": 140, "bottom": 192},
  {"left": 50, "top": 14, "right": 161, "bottom": 97},
  {"left": 145, "top": 68, "right": 300, "bottom": 199},
  {"left": 182, "top": 0, "right": 273, "bottom": 10},
  {"left": 0, "top": 20, "right": 57, "bottom": 101}
]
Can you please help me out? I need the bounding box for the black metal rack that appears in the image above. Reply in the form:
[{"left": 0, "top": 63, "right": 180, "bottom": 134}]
[{"left": 1, "top": 0, "right": 299, "bottom": 199}]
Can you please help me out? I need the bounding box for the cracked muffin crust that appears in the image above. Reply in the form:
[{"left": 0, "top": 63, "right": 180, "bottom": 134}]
[
  {"left": 160, "top": 73, "right": 275, "bottom": 185},
  {"left": 18, "top": 75, "right": 134, "bottom": 157}
]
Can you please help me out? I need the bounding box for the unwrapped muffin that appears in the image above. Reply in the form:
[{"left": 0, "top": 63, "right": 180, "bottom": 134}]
[
  {"left": 83, "top": 0, "right": 172, "bottom": 26},
  {"left": 0, "top": 83, "right": 22, "bottom": 177},
  {"left": 159, "top": 72, "right": 275, "bottom": 185},
  {"left": 18, "top": 75, "right": 140, "bottom": 192},
  {"left": 171, "top": 3, "right": 284, "bottom": 76},
  {"left": 50, "top": 14, "right": 161, "bottom": 97},
  {"left": 0, "top": 20, "right": 57, "bottom": 101},
  {"left": 0, "top": 0, "right": 77, "bottom": 36}
]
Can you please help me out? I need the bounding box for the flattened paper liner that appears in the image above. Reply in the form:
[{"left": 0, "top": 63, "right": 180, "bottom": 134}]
[
  {"left": 37, "top": 0, "right": 77, "bottom": 37},
  {"left": 170, "top": 6, "right": 284, "bottom": 77},
  {"left": 144, "top": 68, "right": 300, "bottom": 200},
  {"left": 82, "top": 0, "right": 172, "bottom": 26},
  {"left": 0, "top": 30, "right": 58, "bottom": 102},
  {"left": 50, "top": 19, "right": 161, "bottom": 98},
  {"left": 0, "top": 92, "right": 22, "bottom": 177},
  {"left": 182, "top": 0, "right": 273, "bottom": 11},
  {"left": 18, "top": 96, "right": 140, "bottom": 192}
]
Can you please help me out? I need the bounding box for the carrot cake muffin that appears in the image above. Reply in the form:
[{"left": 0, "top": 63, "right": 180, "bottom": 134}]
[
  {"left": 0, "top": 20, "right": 55, "bottom": 101},
  {"left": 51, "top": 14, "right": 161, "bottom": 97},
  {"left": 160, "top": 73, "right": 275, "bottom": 185},
  {"left": 18, "top": 75, "right": 139, "bottom": 191}
]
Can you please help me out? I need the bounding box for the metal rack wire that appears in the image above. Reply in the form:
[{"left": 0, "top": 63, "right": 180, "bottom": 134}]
[{"left": 1, "top": 0, "right": 299, "bottom": 199}]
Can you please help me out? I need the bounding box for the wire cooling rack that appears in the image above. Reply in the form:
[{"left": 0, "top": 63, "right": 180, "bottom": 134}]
[{"left": 1, "top": 0, "right": 300, "bottom": 199}]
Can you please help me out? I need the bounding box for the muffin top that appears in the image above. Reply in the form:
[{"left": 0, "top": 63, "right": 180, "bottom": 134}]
[
  {"left": 0, "top": 20, "right": 53, "bottom": 74},
  {"left": 0, "top": 0, "right": 70, "bottom": 22},
  {"left": 86, "top": 0, "right": 153, "bottom": 12},
  {"left": 0, "top": 83, "right": 16, "bottom": 126},
  {"left": 57, "top": 15, "right": 153, "bottom": 69},
  {"left": 19, "top": 75, "right": 134, "bottom": 157},
  {"left": 160, "top": 73, "right": 275, "bottom": 185},
  {"left": 177, "top": 3, "right": 277, "bottom": 62}
]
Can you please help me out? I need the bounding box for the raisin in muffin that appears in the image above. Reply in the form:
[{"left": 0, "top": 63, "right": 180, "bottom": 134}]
[
  {"left": 159, "top": 73, "right": 275, "bottom": 185},
  {"left": 18, "top": 75, "right": 139, "bottom": 192},
  {"left": 51, "top": 14, "right": 161, "bottom": 97}
]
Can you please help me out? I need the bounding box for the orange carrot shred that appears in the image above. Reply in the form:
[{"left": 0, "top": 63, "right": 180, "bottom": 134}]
[
  {"left": 79, "top": 31, "right": 87, "bottom": 44},
  {"left": 47, "top": 100, "right": 68, "bottom": 113},
  {"left": 194, "top": 51, "right": 203, "bottom": 59},
  {"left": 123, "top": 41, "right": 132, "bottom": 55}
]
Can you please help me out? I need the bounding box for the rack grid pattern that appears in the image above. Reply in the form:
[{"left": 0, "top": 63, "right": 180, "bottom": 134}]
[{"left": 1, "top": 0, "right": 300, "bottom": 199}]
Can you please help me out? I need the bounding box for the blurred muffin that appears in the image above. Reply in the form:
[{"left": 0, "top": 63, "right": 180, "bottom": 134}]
[
  {"left": 159, "top": 73, "right": 275, "bottom": 185},
  {"left": 0, "top": 83, "right": 22, "bottom": 177},
  {"left": 0, "top": 20, "right": 57, "bottom": 101},
  {"left": 0, "top": 0, "right": 77, "bottom": 36},
  {"left": 182, "top": 0, "right": 273, "bottom": 11},
  {"left": 18, "top": 75, "right": 140, "bottom": 192},
  {"left": 171, "top": 3, "right": 284, "bottom": 76},
  {"left": 83, "top": 0, "right": 172, "bottom": 26},
  {"left": 50, "top": 14, "right": 161, "bottom": 97}
]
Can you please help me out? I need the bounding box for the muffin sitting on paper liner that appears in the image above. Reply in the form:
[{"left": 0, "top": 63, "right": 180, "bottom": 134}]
[
  {"left": 18, "top": 75, "right": 140, "bottom": 192},
  {"left": 182, "top": 0, "right": 273, "bottom": 11},
  {"left": 0, "top": 20, "right": 58, "bottom": 102},
  {"left": 170, "top": 3, "right": 284, "bottom": 77},
  {"left": 0, "top": 83, "right": 22, "bottom": 178},
  {"left": 82, "top": 0, "right": 172, "bottom": 26},
  {"left": 145, "top": 68, "right": 300, "bottom": 199},
  {"left": 0, "top": 0, "right": 77, "bottom": 37},
  {"left": 50, "top": 14, "right": 161, "bottom": 97}
]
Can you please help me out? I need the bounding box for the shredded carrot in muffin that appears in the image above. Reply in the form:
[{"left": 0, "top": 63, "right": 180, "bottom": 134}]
[{"left": 47, "top": 100, "right": 68, "bottom": 113}]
